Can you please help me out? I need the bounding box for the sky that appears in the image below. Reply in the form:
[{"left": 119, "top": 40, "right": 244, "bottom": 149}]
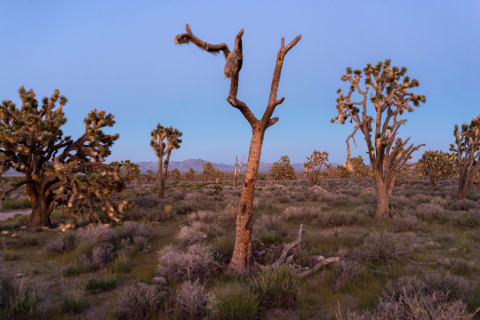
[{"left": 1, "top": 1, "right": 479, "bottom": 164}]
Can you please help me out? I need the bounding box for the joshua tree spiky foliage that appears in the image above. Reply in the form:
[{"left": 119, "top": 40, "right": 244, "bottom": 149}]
[
  {"left": 110, "top": 160, "right": 140, "bottom": 184},
  {"left": 175, "top": 24, "right": 301, "bottom": 273},
  {"left": 332, "top": 59, "right": 426, "bottom": 218},
  {"left": 304, "top": 150, "right": 328, "bottom": 184},
  {"left": 150, "top": 124, "right": 182, "bottom": 199},
  {"left": 350, "top": 155, "right": 371, "bottom": 180},
  {"left": 270, "top": 155, "right": 296, "bottom": 181},
  {"left": 233, "top": 156, "right": 245, "bottom": 187},
  {"left": 416, "top": 150, "right": 455, "bottom": 190},
  {"left": 450, "top": 115, "right": 480, "bottom": 199},
  {"left": 0, "top": 87, "right": 129, "bottom": 228}
]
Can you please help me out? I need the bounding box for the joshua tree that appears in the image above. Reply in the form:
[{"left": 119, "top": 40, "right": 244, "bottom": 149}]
[
  {"left": 175, "top": 24, "right": 301, "bottom": 273},
  {"left": 304, "top": 150, "right": 328, "bottom": 184},
  {"left": 110, "top": 160, "right": 140, "bottom": 184},
  {"left": 416, "top": 150, "right": 455, "bottom": 190},
  {"left": 233, "top": 156, "right": 245, "bottom": 187},
  {"left": 150, "top": 124, "right": 182, "bottom": 199},
  {"left": 269, "top": 155, "right": 296, "bottom": 181},
  {"left": 169, "top": 168, "right": 181, "bottom": 180},
  {"left": 0, "top": 87, "right": 129, "bottom": 228},
  {"left": 332, "top": 59, "right": 426, "bottom": 218},
  {"left": 184, "top": 167, "right": 196, "bottom": 181},
  {"left": 202, "top": 162, "right": 217, "bottom": 180},
  {"left": 450, "top": 116, "right": 480, "bottom": 199},
  {"left": 350, "top": 155, "right": 371, "bottom": 180}
]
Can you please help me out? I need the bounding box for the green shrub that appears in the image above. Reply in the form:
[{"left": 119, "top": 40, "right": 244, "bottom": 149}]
[
  {"left": 62, "top": 295, "right": 89, "bottom": 314},
  {"left": 7, "top": 279, "right": 40, "bottom": 316},
  {"left": 250, "top": 265, "right": 302, "bottom": 309},
  {"left": 209, "top": 282, "right": 259, "bottom": 320},
  {"left": 85, "top": 276, "right": 117, "bottom": 292}
]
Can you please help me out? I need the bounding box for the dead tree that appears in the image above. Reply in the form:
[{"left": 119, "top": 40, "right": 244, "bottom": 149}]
[
  {"left": 450, "top": 116, "right": 480, "bottom": 199},
  {"left": 332, "top": 60, "right": 426, "bottom": 218},
  {"left": 175, "top": 24, "right": 301, "bottom": 273},
  {"left": 150, "top": 124, "right": 182, "bottom": 199},
  {"left": 233, "top": 156, "right": 245, "bottom": 187}
]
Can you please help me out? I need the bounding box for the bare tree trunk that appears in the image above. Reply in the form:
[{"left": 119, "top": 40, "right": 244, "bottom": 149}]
[
  {"left": 233, "top": 174, "right": 238, "bottom": 187},
  {"left": 229, "top": 127, "right": 264, "bottom": 273},
  {"left": 374, "top": 175, "right": 389, "bottom": 218},
  {"left": 26, "top": 186, "right": 51, "bottom": 229}
]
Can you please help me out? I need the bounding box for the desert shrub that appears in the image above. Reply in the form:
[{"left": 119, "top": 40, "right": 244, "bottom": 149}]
[
  {"left": 117, "top": 282, "right": 162, "bottom": 320},
  {"left": 62, "top": 295, "right": 89, "bottom": 314},
  {"left": 174, "top": 280, "right": 209, "bottom": 320},
  {"left": 337, "top": 272, "right": 477, "bottom": 320},
  {"left": 6, "top": 233, "right": 39, "bottom": 248},
  {"left": 118, "top": 222, "right": 152, "bottom": 242},
  {"left": 209, "top": 282, "right": 259, "bottom": 320},
  {"left": 391, "top": 214, "right": 420, "bottom": 232},
  {"left": 333, "top": 259, "right": 367, "bottom": 291},
  {"left": 311, "top": 185, "right": 338, "bottom": 201},
  {"left": 175, "top": 200, "right": 202, "bottom": 215},
  {"left": 176, "top": 221, "right": 217, "bottom": 245},
  {"left": 46, "top": 232, "right": 76, "bottom": 254},
  {"left": 157, "top": 244, "right": 221, "bottom": 281},
  {"left": 78, "top": 243, "right": 115, "bottom": 270},
  {"left": 133, "top": 194, "right": 160, "bottom": 208},
  {"left": 75, "top": 224, "right": 118, "bottom": 247},
  {"left": 85, "top": 276, "right": 117, "bottom": 292},
  {"left": 2, "top": 250, "right": 19, "bottom": 261},
  {"left": 317, "top": 211, "right": 364, "bottom": 228},
  {"left": 187, "top": 210, "right": 216, "bottom": 222},
  {"left": 352, "top": 232, "right": 410, "bottom": 266},
  {"left": 282, "top": 206, "right": 320, "bottom": 220},
  {"left": 451, "top": 211, "right": 480, "bottom": 228},
  {"left": 63, "top": 263, "right": 90, "bottom": 277},
  {"left": 250, "top": 265, "right": 302, "bottom": 309},
  {"left": 447, "top": 199, "right": 479, "bottom": 211}
]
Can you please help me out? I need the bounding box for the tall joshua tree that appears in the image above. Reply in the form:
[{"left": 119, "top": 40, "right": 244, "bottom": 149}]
[
  {"left": 0, "top": 87, "right": 129, "bottom": 228},
  {"left": 150, "top": 124, "right": 182, "bottom": 199},
  {"left": 175, "top": 24, "right": 301, "bottom": 273},
  {"left": 332, "top": 59, "right": 426, "bottom": 218},
  {"left": 450, "top": 115, "right": 480, "bottom": 199}
]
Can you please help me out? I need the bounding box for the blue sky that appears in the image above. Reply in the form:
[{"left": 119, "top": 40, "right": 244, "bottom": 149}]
[{"left": 1, "top": 1, "right": 479, "bottom": 164}]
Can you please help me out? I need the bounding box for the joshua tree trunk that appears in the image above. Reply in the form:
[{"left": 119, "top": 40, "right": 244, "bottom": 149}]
[
  {"left": 375, "top": 178, "right": 389, "bottom": 218},
  {"left": 458, "top": 171, "right": 471, "bottom": 200},
  {"left": 233, "top": 174, "right": 238, "bottom": 187},
  {"left": 157, "top": 157, "right": 164, "bottom": 199},
  {"left": 26, "top": 184, "right": 52, "bottom": 229},
  {"left": 229, "top": 127, "right": 265, "bottom": 272}
]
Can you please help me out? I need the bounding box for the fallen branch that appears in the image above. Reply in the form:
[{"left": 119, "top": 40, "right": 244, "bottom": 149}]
[
  {"left": 299, "top": 256, "right": 340, "bottom": 279},
  {"left": 271, "top": 224, "right": 304, "bottom": 268}
]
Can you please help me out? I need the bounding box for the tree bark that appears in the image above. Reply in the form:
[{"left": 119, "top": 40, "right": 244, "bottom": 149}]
[
  {"left": 229, "top": 127, "right": 264, "bottom": 273},
  {"left": 374, "top": 175, "right": 389, "bottom": 218},
  {"left": 233, "top": 174, "right": 238, "bottom": 188},
  {"left": 26, "top": 185, "right": 52, "bottom": 229}
]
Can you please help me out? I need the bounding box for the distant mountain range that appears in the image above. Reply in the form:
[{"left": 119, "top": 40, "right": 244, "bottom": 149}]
[
  {"left": 137, "top": 159, "right": 306, "bottom": 173},
  {"left": 1, "top": 158, "right": 307, "bottom": 177}
]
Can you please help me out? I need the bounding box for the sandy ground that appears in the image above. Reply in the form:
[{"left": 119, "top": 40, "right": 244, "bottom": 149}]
[{"left": 0, "top": 209, "right": 31, "bottom": 221}]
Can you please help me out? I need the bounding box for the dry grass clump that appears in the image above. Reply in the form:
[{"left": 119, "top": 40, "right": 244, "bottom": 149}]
[
  {"left": 333, "top": 259, "right": 368, "bottom": 291},
  {"left": 282, "top": 206, "right": 321, "bottom": 220},
  {"left": 208, "top": 281, "right": 259, "bottom": 320},
  {"left": 416, "top": 201, "right": 444, "bottom": 220},
  {"left": 174, "top": 279, "right": 209, "bottom": 320},
  {"left": 250, "top": 265, "right": 302, "bottom": 309},
  {"left": 0, "top": 277, "right": 42, "bottom": 316},
  {"left": 117, "top": 282, "right": 162, "bottom": 320},
  {"left": 316, "top": 211, "right": 366, "bottom": 228},
  {"left": 157, "top": 244, "right": 221, "bottom": 281},
  {"left": 352, "top": 232, "right": 410, "bottom": 266},
  {"left": 79, "top": 243, "right": 115, "bottom": 269},
  {"left": 187, "top": 210, "right": 216, "bottom": 222}
]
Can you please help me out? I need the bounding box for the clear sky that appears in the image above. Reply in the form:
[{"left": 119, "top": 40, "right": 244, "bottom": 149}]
[{"left": 1, "top": 1, "right": 479, "bottom": 164}]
